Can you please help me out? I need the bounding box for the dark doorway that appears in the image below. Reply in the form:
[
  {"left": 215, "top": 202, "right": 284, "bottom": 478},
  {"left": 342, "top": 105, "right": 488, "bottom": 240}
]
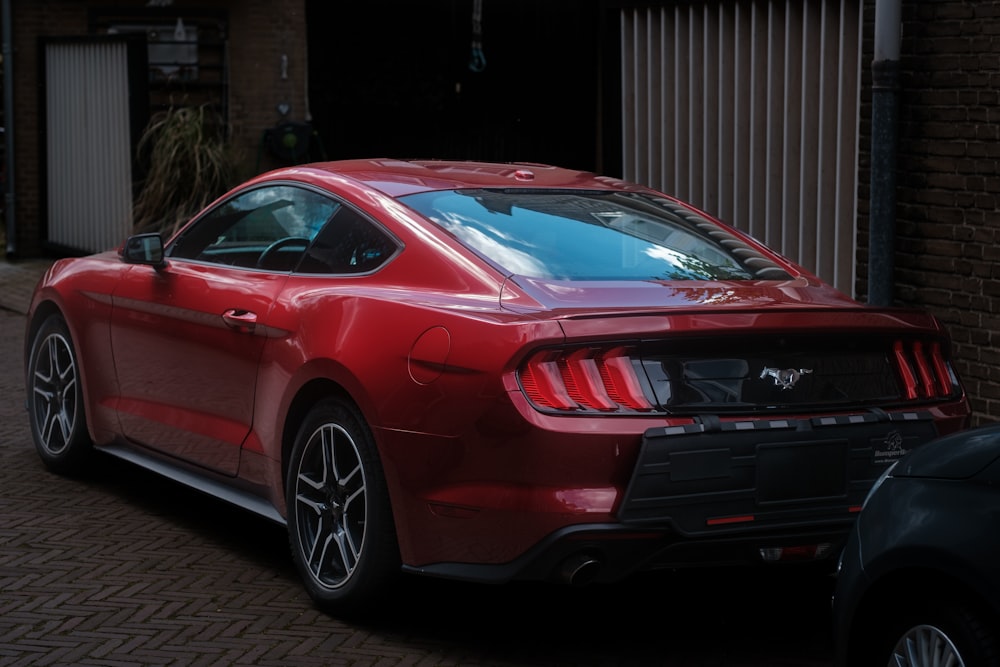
[{"left": 305, "top": 0, "right": 608, "bottom": 172}]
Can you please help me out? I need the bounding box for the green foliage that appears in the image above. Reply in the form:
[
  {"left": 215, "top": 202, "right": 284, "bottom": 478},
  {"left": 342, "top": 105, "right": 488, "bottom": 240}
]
[{"left": 132, "top": 105, "right": 238, "bottom": 236}]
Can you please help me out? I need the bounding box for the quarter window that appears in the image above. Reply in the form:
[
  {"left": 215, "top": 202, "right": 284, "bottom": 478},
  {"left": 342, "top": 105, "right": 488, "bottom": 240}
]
[{"left": 295, "top": 205, "right": 398, "bottom": 274}]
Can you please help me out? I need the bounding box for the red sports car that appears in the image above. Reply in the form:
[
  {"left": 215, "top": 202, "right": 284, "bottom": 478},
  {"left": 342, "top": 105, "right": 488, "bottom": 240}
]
[{"left": 25, "top": 159, "right": 970, "bottom": 614}]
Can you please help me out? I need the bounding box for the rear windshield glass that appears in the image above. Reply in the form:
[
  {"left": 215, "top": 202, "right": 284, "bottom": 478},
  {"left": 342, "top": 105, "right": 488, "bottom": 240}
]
[{"left": 400, "top": 189, "right": 792, "bottom": 281}]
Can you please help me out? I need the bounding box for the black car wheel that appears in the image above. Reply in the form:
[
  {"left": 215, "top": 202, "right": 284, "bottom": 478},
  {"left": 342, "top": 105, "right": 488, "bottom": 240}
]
[
  {"left": 286, "top": 397, "right": 400, "bottom": 615},
  {"left": 872, "top": 599, "right": 1000, "bottom": 667},
  {"left": 27, "top": 314, "right": 92, "bottom": 474}
]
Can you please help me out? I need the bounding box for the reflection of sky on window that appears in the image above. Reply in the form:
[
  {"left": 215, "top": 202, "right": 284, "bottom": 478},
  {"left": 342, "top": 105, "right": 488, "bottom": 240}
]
[
  {"left": 234, "top": 186, "right": 336, "bottom": 238},
  {"left": 403, "top": 190, "right": 765, "bottom": 281},
  {"left": 643, "top": 244, "right": 689, "bottom": 267},
  {"left": 434, "top": 210, "right": 550, "bottom": 276}
]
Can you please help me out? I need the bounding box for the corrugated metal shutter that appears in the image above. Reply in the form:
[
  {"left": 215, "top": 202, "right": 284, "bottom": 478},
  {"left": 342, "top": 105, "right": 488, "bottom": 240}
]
[
  {"left": 45, "top": 41, "right": 134, "bottom": 254},
  {"left": 620, "top": 1, "right": 862, "bottom": 296}
]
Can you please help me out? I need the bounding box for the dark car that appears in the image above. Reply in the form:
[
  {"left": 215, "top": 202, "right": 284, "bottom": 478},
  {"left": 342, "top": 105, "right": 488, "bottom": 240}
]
[
  {"left": 833, "top": 423, "right": 1000, "bottom": 667},
  {"left": 25, "top": 158, "right": 970, "bottom": 615}
]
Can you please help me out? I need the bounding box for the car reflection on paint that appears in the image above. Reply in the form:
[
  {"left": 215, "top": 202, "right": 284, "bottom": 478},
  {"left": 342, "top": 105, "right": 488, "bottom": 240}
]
[{"left": 24, "top": 158, "right": 970, "bottom": 616}]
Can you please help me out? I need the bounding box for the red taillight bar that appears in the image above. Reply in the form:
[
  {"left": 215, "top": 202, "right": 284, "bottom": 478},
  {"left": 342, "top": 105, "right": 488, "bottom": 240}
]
[
  {"left": 597, "top": 346, "right": 653, "bottom": 410},
  {"left": 911, "top": 341, "right": 936, "bottom": 398},
  {"left": 893, "top": 340, "right": 919, "bottom": 400},
  {"left": 894, "top": 339, "right": 955, "bottom": 400},
  {"left": 559, "top": 348, "right": 619, "bottom": 411},
  {"left": 930, "top": 341, "right": 954, "bottom": 396},
  {"left": 520, "top": 353, "right": 578, "bottom": 410},
  {"left": 520, "top": 346, "right": 654, "bottom": 413}
]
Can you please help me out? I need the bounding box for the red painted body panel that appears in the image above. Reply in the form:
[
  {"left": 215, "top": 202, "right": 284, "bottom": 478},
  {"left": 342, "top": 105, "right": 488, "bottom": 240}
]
[
  {"left": 109, "top": 261, "right": 289, "bottom": 475},
  {"left": 25, "top": 159, "right": 972, "bottom": 583}
]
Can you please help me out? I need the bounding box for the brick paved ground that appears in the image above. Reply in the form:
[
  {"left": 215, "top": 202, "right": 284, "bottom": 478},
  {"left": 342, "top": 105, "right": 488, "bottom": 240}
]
[
  {"left": 0, "top": 260, "right": 51, "bottom": 315},
  {"left": 0, "top": 263, "right": 835, "bottom": 667}
]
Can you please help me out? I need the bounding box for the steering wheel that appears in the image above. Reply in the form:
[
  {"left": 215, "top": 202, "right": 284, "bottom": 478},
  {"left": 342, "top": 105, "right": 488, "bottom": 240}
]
[{"left": 256, "top": 236, "right": 311, "bottom": 269}]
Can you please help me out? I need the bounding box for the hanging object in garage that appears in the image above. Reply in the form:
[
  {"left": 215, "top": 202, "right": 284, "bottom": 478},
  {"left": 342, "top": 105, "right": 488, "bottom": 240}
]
[
  {"left": 468, "top": 0, "right": 485, "bottom": 72},
  {"left": 257, "top": 121, "right": 325, "bottom": 171}
]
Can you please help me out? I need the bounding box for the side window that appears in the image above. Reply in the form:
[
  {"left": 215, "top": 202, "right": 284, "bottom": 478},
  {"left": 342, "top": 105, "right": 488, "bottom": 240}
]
[
  {"left": 295, "top": 205, "right": 398, "bottom": 274},
  {"left": 168, "top": 185, "right": 339, "bottom": 271}
]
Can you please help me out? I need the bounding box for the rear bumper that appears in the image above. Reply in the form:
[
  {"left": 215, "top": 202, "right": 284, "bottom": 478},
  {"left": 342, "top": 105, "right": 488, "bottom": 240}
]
[
  {"left": 402, "top": 409, "right": 942, "bottom": 585},
  {"left": 402, "top": 520, "right": 851, "bottom": 585}
]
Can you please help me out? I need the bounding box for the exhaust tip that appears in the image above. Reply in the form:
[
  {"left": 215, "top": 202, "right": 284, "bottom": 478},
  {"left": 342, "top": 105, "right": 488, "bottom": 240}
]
[{"left": 555, "top": 552, "right": 603, "bottom": 586}]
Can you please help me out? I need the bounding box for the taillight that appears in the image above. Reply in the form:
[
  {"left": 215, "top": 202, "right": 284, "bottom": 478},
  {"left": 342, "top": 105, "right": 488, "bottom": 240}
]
[
  {"left": 519, "top": 352, "right": 578, "bottom": 410},
  {"left": 893, "top": 339, "right": 957, "bottom": 400},
  {"left": 929, "top": 342, "right": 954, "bottom": 396},
  {"left": 596, "top": 346, "right": 654, "bottom": 410},
  {"left": 520, "top": 346, "right": 654, "bottom": 413}
]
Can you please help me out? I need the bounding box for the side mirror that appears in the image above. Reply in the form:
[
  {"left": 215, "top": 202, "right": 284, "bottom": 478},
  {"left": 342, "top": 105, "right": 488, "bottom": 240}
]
[{"left": 121, "top": 233, "right": 166, "bottom": 268}]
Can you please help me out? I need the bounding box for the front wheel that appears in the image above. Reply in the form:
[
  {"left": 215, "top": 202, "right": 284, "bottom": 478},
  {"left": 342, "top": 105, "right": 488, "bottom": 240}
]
[
  {"left": 26, "top": 314, "right": 92, "bottom": 474},
  {"left": 286, "top": 397, "right": 400, "bottom": 616},
  {"left": 870, "top": 598, "right": 1000, "bottom": 667}
]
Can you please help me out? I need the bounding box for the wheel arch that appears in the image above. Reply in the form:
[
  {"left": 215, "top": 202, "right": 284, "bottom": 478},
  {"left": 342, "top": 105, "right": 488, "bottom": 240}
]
[
  {"left": 25, "top": 300, "right": 64, "bottom": 363},
  {"left": 23, "top": 299, "right": 102, "bottom": 443},
  {"left": 279, "top": 378, "right": 357, "bottom": 490}
]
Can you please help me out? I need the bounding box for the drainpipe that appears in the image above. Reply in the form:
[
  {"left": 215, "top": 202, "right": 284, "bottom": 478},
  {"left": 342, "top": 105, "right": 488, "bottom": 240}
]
[
  {"left": 868, "top": 0, "right": 902, "bottom": 306},
  {"left": 2, "top": 0, "right": 15, "bottom": 257}
]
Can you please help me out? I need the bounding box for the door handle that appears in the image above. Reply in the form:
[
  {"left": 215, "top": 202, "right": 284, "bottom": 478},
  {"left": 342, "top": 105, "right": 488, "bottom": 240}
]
[{"left": 222, "top": 309, "right": 258, "bottom": 334}]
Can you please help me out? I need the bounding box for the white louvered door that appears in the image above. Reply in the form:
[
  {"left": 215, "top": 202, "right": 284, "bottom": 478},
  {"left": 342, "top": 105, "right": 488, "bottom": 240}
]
[
  {"left": 45, "top": 40, "right": 135, "bottom": 254},
  {"left": 621, "top": 1, "right": 862, "bottom": 295}
]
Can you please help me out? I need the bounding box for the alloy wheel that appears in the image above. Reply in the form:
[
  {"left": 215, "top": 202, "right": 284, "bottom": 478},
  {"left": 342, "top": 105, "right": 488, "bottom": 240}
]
[
  {"left": 292, "top": 423, "right": 368, "bottom": 590},
  {"left": 31, "top": 331, "right": 79, "bottom": 456},
  {"left": 890, "top": 624, "right": 965, "bottom": 667}
]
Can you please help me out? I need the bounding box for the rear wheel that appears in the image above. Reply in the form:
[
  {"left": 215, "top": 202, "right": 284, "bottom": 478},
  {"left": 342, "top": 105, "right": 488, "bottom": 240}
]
[
  {"left": 26, "top": 314, "right": 92, "bottom": 474},
  {"left": 286, "top": 397, "right": 400, "bottom": 616}
]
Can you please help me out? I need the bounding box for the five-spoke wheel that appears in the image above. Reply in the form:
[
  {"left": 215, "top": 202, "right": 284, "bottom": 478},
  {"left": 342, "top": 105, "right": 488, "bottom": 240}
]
[
  {"left": 27, "top": 314, "right": 91, "bottom": 473},
  {"left": 286, "top": 397, "right": 399, "bottom": 614}
]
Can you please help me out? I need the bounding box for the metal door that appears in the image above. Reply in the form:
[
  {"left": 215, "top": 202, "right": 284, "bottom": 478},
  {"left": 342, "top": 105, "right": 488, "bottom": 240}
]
[{"left": 42, "top": 37, "right": 148, "bottom": 254}]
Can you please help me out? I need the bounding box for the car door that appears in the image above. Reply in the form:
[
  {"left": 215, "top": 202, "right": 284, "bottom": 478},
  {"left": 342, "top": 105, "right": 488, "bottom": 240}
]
[{"left": 109, "top": 184, "right": 339, "bottom": 474}]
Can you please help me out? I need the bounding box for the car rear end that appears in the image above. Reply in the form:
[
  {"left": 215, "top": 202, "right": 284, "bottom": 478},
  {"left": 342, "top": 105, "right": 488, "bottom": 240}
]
[
  {"left": 504, "top": 305, "right": 967, "bottom": 581},
  {"left": 377, "top": 161, "right": 970, "bottom": 583}
]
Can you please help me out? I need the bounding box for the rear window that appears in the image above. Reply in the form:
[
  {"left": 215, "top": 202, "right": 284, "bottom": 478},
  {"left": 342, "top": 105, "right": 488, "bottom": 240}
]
[{"left": 400, "top": 189, "right": 792, "bottom": 281}]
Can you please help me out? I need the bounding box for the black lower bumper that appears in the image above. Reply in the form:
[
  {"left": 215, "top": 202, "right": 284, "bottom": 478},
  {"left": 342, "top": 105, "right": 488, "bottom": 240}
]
[
  {"left": 402, "top": 520, "right": 852, "bottom": 586},
  {"left": 618, "top": 409, "right": 937, "bottom": 533}
]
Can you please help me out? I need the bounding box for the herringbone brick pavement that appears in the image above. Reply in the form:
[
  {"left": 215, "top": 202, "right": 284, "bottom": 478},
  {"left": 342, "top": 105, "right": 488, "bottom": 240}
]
[{"left": 0, "top": 278, "right": 834, "bottom": 667}]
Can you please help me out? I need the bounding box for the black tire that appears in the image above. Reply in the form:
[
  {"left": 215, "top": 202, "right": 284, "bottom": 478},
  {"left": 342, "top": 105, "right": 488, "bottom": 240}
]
[
  {"left": 864, "top": 597, "right": 1000, "bottom": 667},
  {"left": 285, "top": 397, "right": 400, "bottom": 616},
  {"left": 26, "top": 314, "right": 93, "bottom": 474}
]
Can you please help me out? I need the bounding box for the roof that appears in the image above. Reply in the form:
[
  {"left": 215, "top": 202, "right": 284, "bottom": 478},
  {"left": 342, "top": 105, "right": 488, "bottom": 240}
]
[{"left": 289, "top": 158, "right": 646, "bottom": 197}]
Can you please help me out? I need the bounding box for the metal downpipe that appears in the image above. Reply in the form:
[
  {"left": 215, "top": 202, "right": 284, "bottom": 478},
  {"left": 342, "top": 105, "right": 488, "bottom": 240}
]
[
  {"left": 2, "top": 0, "right": 15, "bottom": 257},
  {"left": 867, "top": 0, "right": 902, "bottom": 306}
]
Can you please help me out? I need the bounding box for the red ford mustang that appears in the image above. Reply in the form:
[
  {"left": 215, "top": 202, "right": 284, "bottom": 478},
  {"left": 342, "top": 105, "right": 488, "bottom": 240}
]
[{"left": 25, "top": 159, "right": 970, "bottom": 614}]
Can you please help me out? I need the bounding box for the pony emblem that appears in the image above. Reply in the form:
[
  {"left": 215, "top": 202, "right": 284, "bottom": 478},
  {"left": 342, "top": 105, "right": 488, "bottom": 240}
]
[{"left": 760, "top": 367, "right": 813, "bottom": 390}]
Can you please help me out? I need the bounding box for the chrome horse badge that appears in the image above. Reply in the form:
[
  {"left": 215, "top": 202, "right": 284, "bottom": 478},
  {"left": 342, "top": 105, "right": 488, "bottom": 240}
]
[{"left": 760, "top": 367, "right": 813, "bottom": 390}]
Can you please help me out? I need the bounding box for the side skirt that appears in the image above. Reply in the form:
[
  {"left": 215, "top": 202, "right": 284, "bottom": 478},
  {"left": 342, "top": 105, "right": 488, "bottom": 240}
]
[{"left": 100, "top": 443, "right": 286, "bottom": 526}]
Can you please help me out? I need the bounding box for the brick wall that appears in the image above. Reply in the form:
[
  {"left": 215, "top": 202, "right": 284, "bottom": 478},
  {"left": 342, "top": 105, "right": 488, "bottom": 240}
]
[
  {"left": 227, "top": 0, "right": 310, "bottom": 177},
  {"left": 857, "top": 0, "right": 1000, "bottom": 424},
  {"left": 9, "top": 0, "right": 307, "bottom": 257}
]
